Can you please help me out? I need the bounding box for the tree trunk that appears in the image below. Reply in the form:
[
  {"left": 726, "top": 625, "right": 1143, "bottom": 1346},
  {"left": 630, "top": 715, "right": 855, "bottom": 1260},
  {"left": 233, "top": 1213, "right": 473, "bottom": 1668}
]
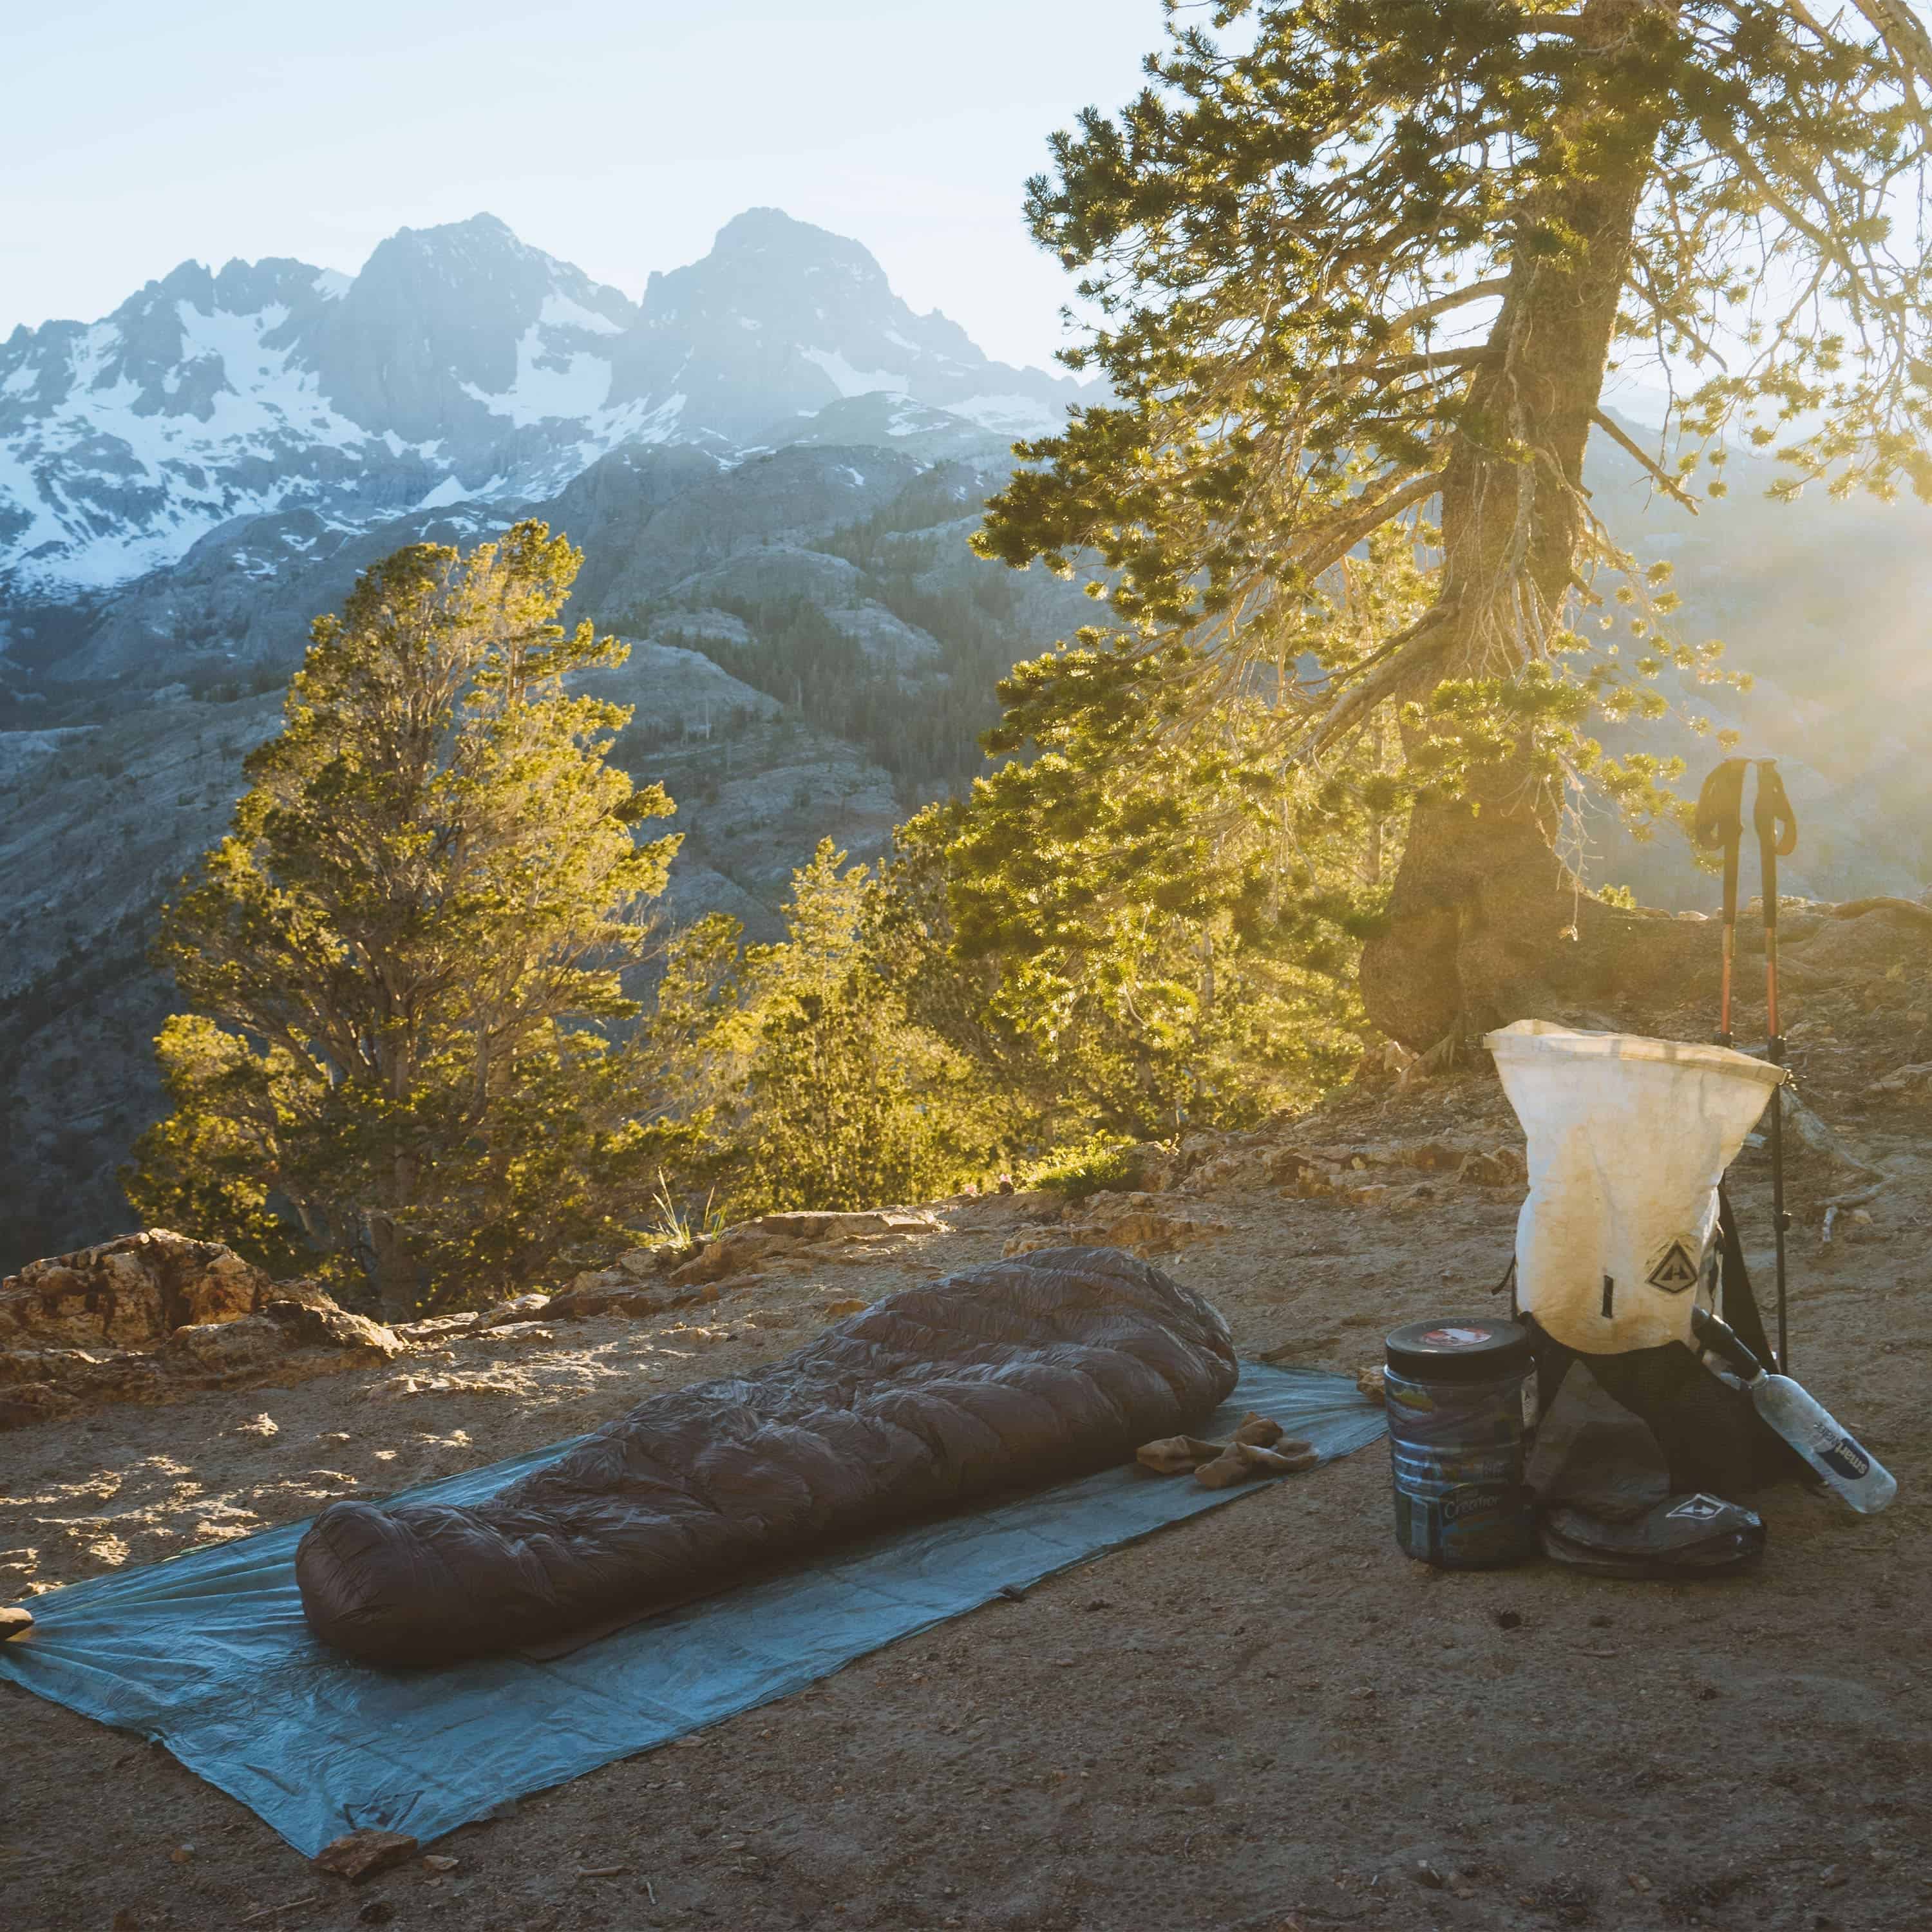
[
  {"left": 365, "top": 1210, "right": 422, "bottom": 1323},
  {"left": 1359, "top": 0, "right": 1707, "bottom": 1049}
]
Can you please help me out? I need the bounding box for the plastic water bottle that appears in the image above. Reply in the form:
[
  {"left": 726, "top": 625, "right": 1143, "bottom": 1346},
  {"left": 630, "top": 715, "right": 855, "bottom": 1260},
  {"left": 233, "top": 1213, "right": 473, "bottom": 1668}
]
[{"left": 1692, "top": 1308, "right": 1897, "bottom": 1515}]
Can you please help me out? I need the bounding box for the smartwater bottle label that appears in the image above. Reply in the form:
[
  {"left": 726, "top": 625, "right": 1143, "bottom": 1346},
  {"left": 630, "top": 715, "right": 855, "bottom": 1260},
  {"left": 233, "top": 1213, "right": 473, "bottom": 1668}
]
[{"left": 1820, "top": 1435, "right": 1871, "bottom": 1482}]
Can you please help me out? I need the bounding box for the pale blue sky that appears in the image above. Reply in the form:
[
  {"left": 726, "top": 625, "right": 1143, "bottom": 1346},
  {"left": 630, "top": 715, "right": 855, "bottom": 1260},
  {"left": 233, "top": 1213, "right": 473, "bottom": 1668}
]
[{"left": 3, "top": 0, "right": 1166, "bottom": 368}]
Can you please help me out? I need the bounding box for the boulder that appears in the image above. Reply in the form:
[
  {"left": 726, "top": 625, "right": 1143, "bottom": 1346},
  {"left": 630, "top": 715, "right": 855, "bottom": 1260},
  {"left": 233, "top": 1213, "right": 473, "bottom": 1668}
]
[
  {"left": 161, "top": 1302, "right": 402, "bottom": 1378},
  {"left": 163, "top": 1316, "right": 293, "bottom": 1376},
  {"left": 670, "top": 1231, "right": 786, "bottom": 1285},
  {"left": 1782, "top": 905, "right": 1929, "bottom": 987},
  {"left": 544, "top": 1283, "right": 660, "bottom": 1320},
  {"left": 0, "top": 1229, "right": 278, "bottom": 1349},
  {"left": 614, "top": 1246, "right": 672, "bottom": 1278},
  {"left": 260, "top": 1299, "right": 404, "bottom": 1361},
  {"left": 0, "top": 1253, "right": 403, "bottom": 1431}
]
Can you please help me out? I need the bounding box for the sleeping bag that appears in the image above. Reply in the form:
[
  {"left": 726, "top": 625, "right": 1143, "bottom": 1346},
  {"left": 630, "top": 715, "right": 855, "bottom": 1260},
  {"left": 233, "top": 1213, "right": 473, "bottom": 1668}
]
[{"left": 296, "top": 1245, "right": 1238, "bottom": 1664}]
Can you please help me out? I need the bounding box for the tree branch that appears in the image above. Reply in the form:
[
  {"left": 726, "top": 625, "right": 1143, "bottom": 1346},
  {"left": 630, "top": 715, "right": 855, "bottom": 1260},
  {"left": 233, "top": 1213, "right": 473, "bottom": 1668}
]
[
  {"left": 1590, "top": 409, "right": 1701, "bottom": 515},
  {"left": 1300, "top": 597, "right": 1462, "bottom": 760},
  {"left": 1287, "top": 467, "right": 1446, "bottom": 578},
  {"left": 1383, "top": 278, "right": 1512, "bottom": 337},
  {"left": 1334, "top": 348, "right": 1502, "bottom": 382}
]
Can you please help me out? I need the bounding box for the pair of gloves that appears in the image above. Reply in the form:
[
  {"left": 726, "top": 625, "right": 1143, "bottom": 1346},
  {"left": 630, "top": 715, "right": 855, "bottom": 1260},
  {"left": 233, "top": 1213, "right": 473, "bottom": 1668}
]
[{"left": 1135, "top": 1412, "right": 1319, "bottom": 1488}]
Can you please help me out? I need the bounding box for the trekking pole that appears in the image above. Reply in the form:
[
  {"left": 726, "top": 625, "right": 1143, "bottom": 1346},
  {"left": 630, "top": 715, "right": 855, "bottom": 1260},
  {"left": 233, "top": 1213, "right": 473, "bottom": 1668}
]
[
  {"left": 1752, "top": 759, "right": 1798, "bottom": 1372},
  {"left": 1694, "top": 759, "right": 1749, "bottom": 1046}
]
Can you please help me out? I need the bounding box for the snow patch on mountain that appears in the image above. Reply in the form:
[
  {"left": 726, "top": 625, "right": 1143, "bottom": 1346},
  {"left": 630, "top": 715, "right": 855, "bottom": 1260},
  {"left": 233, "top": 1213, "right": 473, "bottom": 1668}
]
[
  {"left": 947, "top": 392, "right": 1066, "bottom": 435},
  {"left": 415, "top": 475, "right": 471, "bottom": 511},
  {"left": 464, "top": 330, "right": 616, "bottom": 425},
  {"left": 801, "top": 346, "right": 911, "bottom": 399}
]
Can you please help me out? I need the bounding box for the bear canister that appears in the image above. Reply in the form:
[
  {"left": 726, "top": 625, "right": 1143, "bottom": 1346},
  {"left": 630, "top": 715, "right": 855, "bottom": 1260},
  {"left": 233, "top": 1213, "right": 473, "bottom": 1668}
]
[{"left": 1385, "top": 1316, "right": 1535, "bottom": 1568}]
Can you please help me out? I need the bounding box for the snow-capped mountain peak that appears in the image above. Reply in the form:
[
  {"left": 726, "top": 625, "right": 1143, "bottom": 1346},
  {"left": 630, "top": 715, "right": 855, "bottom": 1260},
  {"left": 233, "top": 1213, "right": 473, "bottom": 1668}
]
[{"left": 0, "top": 209, "right": 1089, "bottom": 609}]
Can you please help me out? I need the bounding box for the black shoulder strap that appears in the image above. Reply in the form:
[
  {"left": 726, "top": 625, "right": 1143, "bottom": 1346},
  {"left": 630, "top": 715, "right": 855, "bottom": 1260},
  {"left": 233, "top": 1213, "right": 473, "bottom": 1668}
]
[{"left": 1715, "top": 1183, "right": 1775, "bottom": 1370}]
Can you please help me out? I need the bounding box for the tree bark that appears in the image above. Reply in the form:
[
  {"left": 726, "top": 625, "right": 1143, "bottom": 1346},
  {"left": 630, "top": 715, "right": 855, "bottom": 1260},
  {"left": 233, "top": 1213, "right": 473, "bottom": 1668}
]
[
  {"left": 1359, "top": 0, "right": 1703, "bottom": 1049},
  {"left": 366, "top": 1210, "right": 422, "bottom": 1323}
]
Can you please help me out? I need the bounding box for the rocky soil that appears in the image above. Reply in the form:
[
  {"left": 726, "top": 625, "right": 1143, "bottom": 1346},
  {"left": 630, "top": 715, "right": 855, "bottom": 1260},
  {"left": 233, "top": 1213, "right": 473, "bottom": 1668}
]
[{"left": 5, "top": 902, "right": 1932, "bottom": 1931}]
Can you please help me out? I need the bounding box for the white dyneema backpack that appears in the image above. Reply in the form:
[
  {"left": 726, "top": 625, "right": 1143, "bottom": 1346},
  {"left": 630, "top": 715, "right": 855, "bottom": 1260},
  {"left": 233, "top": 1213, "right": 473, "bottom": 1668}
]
[
  {"left": 1486, "top": 1021, "right": 1785, "bottom": 1352},
  {"left": 1485, "top": 1021, "right": 1793, "bottom": 1499}
]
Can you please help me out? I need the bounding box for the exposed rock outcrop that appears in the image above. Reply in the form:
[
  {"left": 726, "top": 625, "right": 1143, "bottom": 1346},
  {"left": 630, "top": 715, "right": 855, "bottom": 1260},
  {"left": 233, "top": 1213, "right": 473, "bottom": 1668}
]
[
  {"left": 0, "top": 1229, "right": 303, "bottom": 1349},
  {"left": 0, "top": 1231, "right": 400, "bottom": 1432}
]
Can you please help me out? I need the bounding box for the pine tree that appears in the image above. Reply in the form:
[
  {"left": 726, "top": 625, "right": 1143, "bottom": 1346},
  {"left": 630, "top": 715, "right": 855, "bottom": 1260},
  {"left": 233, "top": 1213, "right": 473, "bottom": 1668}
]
[
  {"left": 127, "top": 522, "right": 681, "bottom": 1315},
  {"left": 978, "top": 0, "right": 1932, "bottom": 1049},
  {"left": 647, "top": 842, "right": 1012, "bottom": 1219},
  {"left": 926, "top": 536, "right": 1425, "bottom": 1137}
]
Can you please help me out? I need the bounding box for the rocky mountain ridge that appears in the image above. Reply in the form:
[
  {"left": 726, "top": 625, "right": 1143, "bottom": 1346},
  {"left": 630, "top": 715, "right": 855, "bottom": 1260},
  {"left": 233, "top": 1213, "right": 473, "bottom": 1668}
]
[{"left": 0, "top": 206, "right": 1090, "bottom": 632}]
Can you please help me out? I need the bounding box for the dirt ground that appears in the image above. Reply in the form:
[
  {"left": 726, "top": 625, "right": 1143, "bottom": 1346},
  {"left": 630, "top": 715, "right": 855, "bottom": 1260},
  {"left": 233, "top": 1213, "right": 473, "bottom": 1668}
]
[{"left": 5, "top": 981, "right": 1931, "bottom": 1931}]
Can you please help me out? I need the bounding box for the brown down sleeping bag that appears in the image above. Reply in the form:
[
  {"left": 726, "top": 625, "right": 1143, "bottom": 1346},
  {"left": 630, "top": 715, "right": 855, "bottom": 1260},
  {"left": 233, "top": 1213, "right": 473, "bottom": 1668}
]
[{"left": 296, "top": 1245, "right": 1238, "bottom": 1665}]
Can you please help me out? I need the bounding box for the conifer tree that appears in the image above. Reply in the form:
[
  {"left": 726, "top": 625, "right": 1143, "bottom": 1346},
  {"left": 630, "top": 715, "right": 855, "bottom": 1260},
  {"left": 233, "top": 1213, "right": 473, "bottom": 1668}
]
[
  {"left": 978, "top": 0, "right": 1932, "bottom": 1048},
  {"left": 128, "top": 523, "right": 680, "bottom": 1315},
  {"left": 648, "top": 842, "right": 1011, "bottom": 1217}
]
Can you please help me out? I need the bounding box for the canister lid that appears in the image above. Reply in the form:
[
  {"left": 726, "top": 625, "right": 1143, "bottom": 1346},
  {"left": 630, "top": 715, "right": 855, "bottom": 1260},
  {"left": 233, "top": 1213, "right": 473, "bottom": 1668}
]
[{"left": 1385, "top": 1316, "right": 1532, "bottom": 1383}]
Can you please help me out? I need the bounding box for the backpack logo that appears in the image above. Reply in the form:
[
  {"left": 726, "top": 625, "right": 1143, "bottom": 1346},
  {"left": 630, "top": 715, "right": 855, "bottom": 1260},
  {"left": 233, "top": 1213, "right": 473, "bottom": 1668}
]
[
  {"left": 1645, "top": 1238, "right": 1701, "bottom": 1295},
  {"left": 1667, "top": 1493, "right": 1727, "bottom": 1520}
]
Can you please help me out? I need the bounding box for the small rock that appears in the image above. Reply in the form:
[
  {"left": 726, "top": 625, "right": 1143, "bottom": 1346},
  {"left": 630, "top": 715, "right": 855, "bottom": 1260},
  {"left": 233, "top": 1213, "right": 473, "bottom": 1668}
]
[
  {"left": 312, "top": 1829, "right": 420, "bottom": 1883},
  {"left": 229, "top": 1412, "right": 279, "bottom": 1437},
  {"left": 0, "top": 1604, "right": 34, "bottom": 1640},
  {"left": 478, "top": 1293, "right": 551, "bottom": 1329},
  {"left": 168, "top": 1845, "right": 196, "bottom": 1864},
  {"left": 1457, "top": 1147, "right": 1527, "bottom": 1187},
  {"left": 358, "top": 1904, "right": 396, "bottom": 1926},
  {"left": 1415, "top": 1859, "right": 1445, "bottom": 1889},
  {"left": 421, "top": 1854, "right": 459, "bottom": 1872},
  {"left": 111, "top": 1911, "right": 142, "bottom": 1931},
  {"left": 392, "top": 1312, "right": 481, "bottom": 1343},
  {"left": 544, "top": 1285, "right": 656, "bottom": 1321},
  {"left": 1494, "top": 1609, "right": 1524, "bottom": 1631}
]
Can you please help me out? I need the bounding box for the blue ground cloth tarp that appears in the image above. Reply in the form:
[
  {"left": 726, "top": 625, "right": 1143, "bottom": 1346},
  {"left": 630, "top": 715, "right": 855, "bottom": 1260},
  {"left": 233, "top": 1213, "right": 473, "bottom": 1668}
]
[{"left": 0, "top": 1363, "right": 1383, "bottom": 1853}]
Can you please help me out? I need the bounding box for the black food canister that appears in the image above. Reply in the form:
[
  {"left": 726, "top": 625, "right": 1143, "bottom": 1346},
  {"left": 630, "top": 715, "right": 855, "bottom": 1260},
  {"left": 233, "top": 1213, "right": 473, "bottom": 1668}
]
[{"left": 1385, "top": 1317, "right": 1535, "bottom": 1569}]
